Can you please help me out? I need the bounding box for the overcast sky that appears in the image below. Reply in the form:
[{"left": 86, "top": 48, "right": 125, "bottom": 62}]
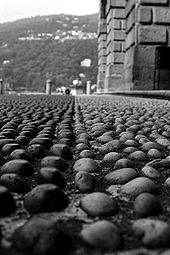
[{"left": 0, "top": 0, "right": 99, "bottom": 23}]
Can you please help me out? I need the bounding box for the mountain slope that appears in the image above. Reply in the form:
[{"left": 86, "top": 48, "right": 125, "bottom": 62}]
[{"left": 0, "top": 13, "right": 98, "bottom": 92}]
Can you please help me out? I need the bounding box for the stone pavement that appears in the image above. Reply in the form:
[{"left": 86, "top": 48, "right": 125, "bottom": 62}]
[{"left": 0, "top": 94, "right": 170, "bottom": 254}]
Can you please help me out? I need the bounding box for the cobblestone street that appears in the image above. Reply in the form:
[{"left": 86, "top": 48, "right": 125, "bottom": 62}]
[{"left": 0, "top": 95, "right": 170, "bottom": 254}]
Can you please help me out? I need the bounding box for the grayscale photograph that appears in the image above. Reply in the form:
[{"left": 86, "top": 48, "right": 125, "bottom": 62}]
[{"left": 0, "top": 0, "right": 170, "bottom": 255}]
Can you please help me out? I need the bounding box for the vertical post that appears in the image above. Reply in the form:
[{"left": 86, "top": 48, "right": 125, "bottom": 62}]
[
  {"left": 86, "top": 81, "right": 91, "bottom": 95},
  {"left": 0, "top": 79, "right": 4, "bottom": 95},
  {"left": 46, "top": 79, "right": 52, "bottom": 95}
]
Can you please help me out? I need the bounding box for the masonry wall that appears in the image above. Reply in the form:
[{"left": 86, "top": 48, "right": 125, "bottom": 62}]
[
  {"left": 124, "top": 0, "right": 170, "bottom": 90},
  {"left": 97, "top": 0, "right": 126, "bottom": 92},
  {"left": 104, "top": 0, "right": 126, "bottom": 91}
]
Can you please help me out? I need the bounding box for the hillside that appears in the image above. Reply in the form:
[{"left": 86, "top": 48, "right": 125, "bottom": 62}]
[{"left": 0, "top": 13, "right": 98, "bottom": 92}]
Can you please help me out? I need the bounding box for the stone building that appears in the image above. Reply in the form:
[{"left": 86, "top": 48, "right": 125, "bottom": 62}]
[{"left": 97, "top": 0, "right": 170, "bottom": 92}]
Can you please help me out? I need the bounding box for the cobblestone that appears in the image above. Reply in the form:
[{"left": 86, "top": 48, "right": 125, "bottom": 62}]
[{"left": 0, "top": 95, "right": 170, "bottom": 254}]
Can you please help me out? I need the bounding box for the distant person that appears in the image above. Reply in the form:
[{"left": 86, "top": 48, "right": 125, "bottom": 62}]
[{"left": 65, "top": 88, "right": 70, "bottom": 95}]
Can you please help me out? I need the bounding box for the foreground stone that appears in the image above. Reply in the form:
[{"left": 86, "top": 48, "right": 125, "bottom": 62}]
[
  {"left": 75, "top": 171, "right": 95, "bottom": 193},
  {"left": 1, "top": 159, "right": 35, "bottom": 177},
  {"left": 80, "top": 220, "right": 121, "bottom": 251},
  {"left": 1, "top": 143, "right": 21, "bottom": 156},
  {"left": 133, "top": 193, "right": 162, "bottom": 218},
  {"left": 26, "top": 144, "right": 46, "bottom": 158},
  {"left": 104, "top": 168, "right": 138, "bottom": 185},
  {"left": 141, "top": 166, "right": 161, "bottom": 179},
  {"left": 129, "top": 151, "right": 148, "bottom": 162},
  {"left": 80, "top": 192, "right": 118, "bottom": 216},
  {"left": 99, "top": 140, "right": 122, "bottom": 155},
  {"left": 79, "top": 150, "right": 95, "bottom": 159},
  {"left": 114, "top": 158, "right": 133, "bottom": 170},
  {"left": 0, "top": 173, "right": 30, "bottom": 193},
  {"left": 146, "top": 159, "right": 170, "bottom": 169},
  {"left": 41, "top": 156, "right": 69, "bottom": 172},
  {"left": 10, "top": 149, "right": 33, "bottom": 162},
  {"left": 24, "top": 184, "right": 69, "bottom": 214},
  {"left": 103, "top": 152, "right": 122, "bottom": 164},
  {"left": 50, "top": 144, "right": 73, "bottom": 160},
  {"left": 133, "top": 219, "right": 170, "bottom": 248},
  {"left": 120, "top": 177, "right": 158, "bottom": 198},
  {"left": 39, "top": 167, "right": 67, "bottom": 189},
  {"left": 12, "top": 216, "right": 72, "bottom": 255},
  {"left": 73, "top": 158, "right": 99, "bottom": 173}
]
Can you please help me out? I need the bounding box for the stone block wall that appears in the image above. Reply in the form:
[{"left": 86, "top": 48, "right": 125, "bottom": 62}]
[
  {"left": 105, "top": 0, "right": 126, "bottom": 91},
  {"left": 98, "top": 0, "right": 170, "bottom": 92},
  {"left": 97, "top": 0, "right": 126, "bottom": 92},
  {"left": 124, "top": 0, "right": 170, "bottom": 90}
]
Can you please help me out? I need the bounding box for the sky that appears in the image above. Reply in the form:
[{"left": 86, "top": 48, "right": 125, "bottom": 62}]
[{"left": 0, "top": 0, "right": 99, "bottom": 23}]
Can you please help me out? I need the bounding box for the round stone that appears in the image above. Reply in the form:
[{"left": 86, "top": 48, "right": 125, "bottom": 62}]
[
  {"left": 103, "top": 152, "right": 122, "bottom": 164},
  {"left": 1, "top": 159, "right": 35, "bottom": 177},
  {"left": 75, "top": 171, "right": 95, "bottom": 193},
  {"left": 141, "top": 142, "right": 162, "bottom": 152},
  {"left": 80, "top": 192, "right": 118, "bottom": 217},
  {"left": 58, "top": 138, "right": 73, "bottom": 147},
  {"left": 50, "top": 144, "right": 73, "bottom": 160},
  {"left": 76, "top": 138, "right": 90, "bottom": 146},
  {"left": 15, "top": 135, "right": 29, "bottom": 146},
  {"left": 26, "top": 144, "right": 46, "bottom": 159},
  {"left": 139, "top": 137, "right": 150, "bottom": 145},
  {"left": 104, "top": 168, "right": 138, "bottom": 185},
  {"left": 73, "top": 158, "right": 99, "bottom": 173},
  {"left": 133, "top": 193, "right": 162, "bottom": 218},
  {"left": 10, "top": 149, "right": 33, "bottom": 162},
  {"left": 123, "top": 147, "right": 139, "bottom": 154},
  {"left": 119, "top": 132, "right": 134, "bottom": 142},
  {"left": 129, "top": 151, "right": 148, "bottom": 162},
  {"left": 99, "top": 140, "right": 122, "bottom": 155},
  {"left": 29, "top": 137, "right": 53, "bottom": 150},
  {"left": 41, "top": 156, "right": 68, "bottom": 172},
  {"left": 146, "top": 159, "right": 170, "bottom": 169},
  {"left": 12, "top": 216, "right": 72, "bottom": 255},
  {"left": 1, "top": 143, "right": 21, "bottom": 156},
  {"left": 97, "top": 135, "right": 113, "bottom": 143},
  {"left": 133, "top": 219, "right": 170, "bottom": 248},
  {"left": 156, "top": 138, "right": 170, "bottom": 147},
  {"left": 39, "top": 167, "right": 66, "bottom": 189},
  {"left": 124, "top": 140, "right": 138, "bottom": 147},
  {"left": 147, "top": 149, "right": 164, "bottom": 159},
  {"left": 76, "top": 143, "right": 90, "bottom": 152},
  {"left": 24, "top": 184, "right": 69, "bottom": 214},
  {"left": 141, "top": 166, "right": 161, "bottom": 179},
  {"left": 79, "top": 150, "right": 95, "bottom": 159},
  {"left": 80, "top": 220, "right": 121, "bottom": 251},
  {"left": 114, "top": 158, "right": 133, "bottom": 170},
  {"left": 120, "top": 177, "right": 158, "bottom": 198},
  {"left": 0, "top": 173, "right": 30, "bottom": 193}
]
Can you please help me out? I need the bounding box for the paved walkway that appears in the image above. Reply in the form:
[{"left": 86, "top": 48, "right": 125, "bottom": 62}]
[{"left": 0, "top": 94, "right": 170, "bottom": 254}]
